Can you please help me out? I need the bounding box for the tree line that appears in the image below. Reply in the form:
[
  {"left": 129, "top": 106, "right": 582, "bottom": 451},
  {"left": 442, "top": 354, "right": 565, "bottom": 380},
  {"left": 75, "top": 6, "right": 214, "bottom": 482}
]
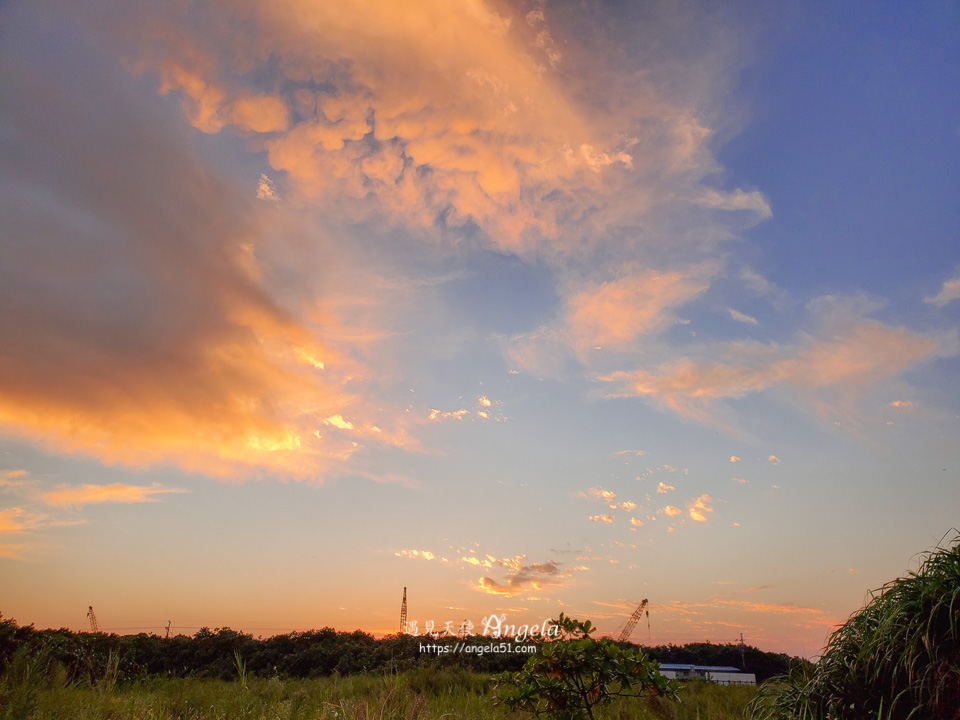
[{"left": 0, "top": 614, "right": 801, "bottom": 684}]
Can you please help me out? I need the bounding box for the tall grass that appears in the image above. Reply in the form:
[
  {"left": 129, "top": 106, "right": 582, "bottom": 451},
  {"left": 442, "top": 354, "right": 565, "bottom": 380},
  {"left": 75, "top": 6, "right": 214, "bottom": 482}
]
[
  {"left": 0, "top": 667, "right": 758, "bottom": 719},
  {"left": 751, "top": 533, "right": 960, "bottom": 720}
]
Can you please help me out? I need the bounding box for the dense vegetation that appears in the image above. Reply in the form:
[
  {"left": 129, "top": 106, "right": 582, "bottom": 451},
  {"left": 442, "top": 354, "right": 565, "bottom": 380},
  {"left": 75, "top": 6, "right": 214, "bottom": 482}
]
[
  {"left": 751, "top": 534, "right": 960, "bottom": 719},
  {"left": 0, "top": 664, "right": 757, "bottom": 720},
  {"left": 0, "top": 615, "right": 793, "bottom": 685}
]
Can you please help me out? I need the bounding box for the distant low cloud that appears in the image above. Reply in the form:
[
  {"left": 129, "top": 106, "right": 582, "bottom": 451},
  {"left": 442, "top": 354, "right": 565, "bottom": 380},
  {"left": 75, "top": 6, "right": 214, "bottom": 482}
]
[{"left": 41, "top": 483, "right": 188, "bottom": 508}]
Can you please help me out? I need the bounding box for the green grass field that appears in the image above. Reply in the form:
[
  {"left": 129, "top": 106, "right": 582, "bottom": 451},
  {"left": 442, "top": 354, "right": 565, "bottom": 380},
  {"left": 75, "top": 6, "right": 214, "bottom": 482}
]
[{"left": 2, "top": 668, "right": 758, "bottom": 720}]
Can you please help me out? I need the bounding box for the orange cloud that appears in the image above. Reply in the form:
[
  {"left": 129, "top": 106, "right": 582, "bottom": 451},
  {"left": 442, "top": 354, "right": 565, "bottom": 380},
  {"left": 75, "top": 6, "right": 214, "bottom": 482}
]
[
  {"left": 0, "top": 470, "right": 28, "bottom": 488},
  {"left": 589, "top": 514, "right": 616, "bottom": 524},
  {"left": 688, "top": 494, "right": 713, "bottom": 522},
  {"left": 0, "top": 507, "right": 80, "bottom": 534},
  {"left": 428, "top": 408, "right": 469, "bottom": 422},
  {"left": 0, "top": 42, "right": 423, "bottom": 481},
  {"left": 475, "top": 559, "right": 571, "bottom": 596},
  {"left": 41, "top": 483, "right": 188, "bottom": 509},
  {"left": 395, "top": 549, "right": 437, "bottom": 561},
  {"left": 660, "top": 505, "right": 682, "bottom": 518},
  {"left": 656, "top": 482, "right": 675, "bottom": 494},
  {"left": 603, "top": 317, "right": 939, "bottom": 425},
  {"left": 564, "top": 266, "right": 714, "bottom": 358}
]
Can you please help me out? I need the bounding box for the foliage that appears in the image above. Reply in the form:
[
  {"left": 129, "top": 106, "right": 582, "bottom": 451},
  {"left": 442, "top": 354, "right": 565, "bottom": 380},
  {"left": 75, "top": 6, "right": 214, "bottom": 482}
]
[
  {"left": 0, "top": 612, "right": 798, "bottom": 686},
  {"left": 497, "top": 613, "right": 678, "bottom": 720},
  {"left": 750, "top": 533, "right": 960, "bottom": 720},
  {"left": 0, "top": 668, "right": 756, "bottom": 720}
]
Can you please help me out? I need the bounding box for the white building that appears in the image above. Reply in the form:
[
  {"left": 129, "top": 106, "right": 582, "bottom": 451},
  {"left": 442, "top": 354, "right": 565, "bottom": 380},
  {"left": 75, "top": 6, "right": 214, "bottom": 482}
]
[{"left": 657, "top": 664, "right": 756, "bottom": 686}]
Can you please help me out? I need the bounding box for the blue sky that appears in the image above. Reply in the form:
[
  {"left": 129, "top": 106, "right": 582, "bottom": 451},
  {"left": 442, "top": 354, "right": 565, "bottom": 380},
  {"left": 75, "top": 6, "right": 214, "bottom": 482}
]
[{"left": 1, "top": 0, "right": 957, "bottom": 657}]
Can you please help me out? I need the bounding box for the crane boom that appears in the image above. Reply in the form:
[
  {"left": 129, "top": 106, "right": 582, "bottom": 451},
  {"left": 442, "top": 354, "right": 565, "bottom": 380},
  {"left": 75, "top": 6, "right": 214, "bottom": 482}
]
[
  {"left": 616, "top": 598, "right": 648, "bottom": 643},
  {"left": 86, "top": 606, "right": 99, "bottom": 633}
]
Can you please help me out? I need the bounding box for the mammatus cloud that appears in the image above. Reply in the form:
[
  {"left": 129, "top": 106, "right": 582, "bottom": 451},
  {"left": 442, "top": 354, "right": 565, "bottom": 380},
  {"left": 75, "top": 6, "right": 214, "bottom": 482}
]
[
  {"left": 924, "top": 275, "right": 960, "bottom": 308},
  {"left": 41, "top": 483, "right": 188, "bottom": 508}
]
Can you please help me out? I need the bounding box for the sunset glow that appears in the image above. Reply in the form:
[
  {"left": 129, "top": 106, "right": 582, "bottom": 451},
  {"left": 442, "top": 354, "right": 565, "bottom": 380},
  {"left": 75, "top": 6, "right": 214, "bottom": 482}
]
[{"left": 1, "top": 0, "right": 958, "bottom": 658}]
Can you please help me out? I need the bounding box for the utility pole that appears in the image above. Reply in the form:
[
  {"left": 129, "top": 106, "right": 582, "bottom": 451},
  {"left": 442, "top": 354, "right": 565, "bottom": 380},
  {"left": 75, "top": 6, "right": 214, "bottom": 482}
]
[
  {"left": 399, "top": 587, "right": 407, "bottom": 633},
  {"left": 165, "top": 620, "right": 171, "bottom": 639},
  {"left": 739, "top": 632, "right": 746, "bottom": 669}
]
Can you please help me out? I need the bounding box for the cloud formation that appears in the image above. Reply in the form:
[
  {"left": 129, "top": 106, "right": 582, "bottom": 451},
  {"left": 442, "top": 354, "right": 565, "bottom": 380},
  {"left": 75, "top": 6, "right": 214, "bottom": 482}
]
[
  {"left": 924, "top": 274, "right": 960, "bottom": 308},
  {"left": 41, "top": 483, "right": 188, "bottom": 509},
  {"left": 476, "top": 558, "right": 571, "bottom": 596},
  {"left": 603, "top": 306, "right": 940, "bottom": 426}
]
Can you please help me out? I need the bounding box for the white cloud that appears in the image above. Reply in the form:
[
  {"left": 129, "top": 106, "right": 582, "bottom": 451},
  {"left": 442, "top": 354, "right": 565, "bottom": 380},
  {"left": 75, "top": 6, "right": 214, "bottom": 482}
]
[
  {"left": 256, "top": 173, "right": 280, "bottom": 202},
  {"left": 728, "top": 308, "right": 759, "bottom": 326},
  {"left": 924, "top": 275, "right": 960, "bottom": 308}
]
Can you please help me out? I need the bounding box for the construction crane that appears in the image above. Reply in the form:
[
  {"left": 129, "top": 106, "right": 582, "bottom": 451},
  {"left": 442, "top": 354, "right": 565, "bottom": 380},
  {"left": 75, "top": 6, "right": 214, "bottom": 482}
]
[
  {"left": 86, "top": 606, "right": 99, "bottom": 633},
  {"left": 399, "top": 587, "right": 407, "bottom": 633},
  {"left": 616, "top": 598, "right": 648, "bottom": 643}
]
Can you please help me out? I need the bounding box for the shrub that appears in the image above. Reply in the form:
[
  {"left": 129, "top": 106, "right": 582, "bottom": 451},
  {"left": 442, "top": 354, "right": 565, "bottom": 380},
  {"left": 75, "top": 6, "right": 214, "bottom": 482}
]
[
  {"left": 497, "top": 613, "right": 678, "bottom": 720},
  {"left": 751, "top": 533, "right": 960, "bottom": 720}
]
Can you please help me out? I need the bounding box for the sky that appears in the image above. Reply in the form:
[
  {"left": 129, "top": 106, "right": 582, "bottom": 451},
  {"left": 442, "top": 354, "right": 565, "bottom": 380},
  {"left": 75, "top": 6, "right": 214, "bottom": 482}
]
[{"left": 1, "top": 0, "right": 957, "bottom": 659}]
